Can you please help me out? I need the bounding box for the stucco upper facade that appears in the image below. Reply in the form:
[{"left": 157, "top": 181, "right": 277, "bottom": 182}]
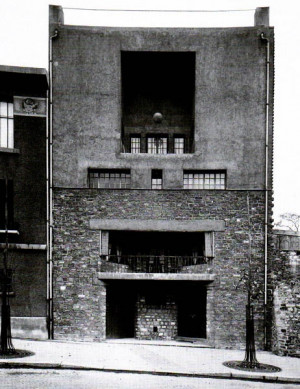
[{"left": 50, "top": 8, "right": 274, "bottom": 190}]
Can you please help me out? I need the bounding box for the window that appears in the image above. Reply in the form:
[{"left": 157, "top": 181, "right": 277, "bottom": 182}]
[
  {"left": 147, "top": 136, "right": 167, "bottom": 154},
  {"left": 174, "top": 137, "right": 185, "bottom": 154},
  {"left": 130, "top": 136, "right": 141, "bottom": 153},
  {"left": 0, "top": 102, "right": 14, "bottom": 148},
  {"left": 89, "top": 169, "right": 131, "bottom": 189},
  {"left": 183, "top": 171, "right": 226, "bottom": 189},
  {"left": 0, "top": 179, "right": 14, "bottom": 229},
  {"left": 0, "top": 269, "right": 13, "bottom": 294},
  {"left": 152, "top": 170, "right": 163, "bottom": 189}
]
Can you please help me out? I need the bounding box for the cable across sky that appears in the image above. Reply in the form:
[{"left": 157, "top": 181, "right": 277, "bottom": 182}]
[{"left": 63, "top": 7, "right": 256, "bottom": 13}]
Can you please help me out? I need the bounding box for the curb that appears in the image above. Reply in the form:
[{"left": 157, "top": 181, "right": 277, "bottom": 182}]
[{"left": 0, "top": 362, "right": 300, "bottom": 384}]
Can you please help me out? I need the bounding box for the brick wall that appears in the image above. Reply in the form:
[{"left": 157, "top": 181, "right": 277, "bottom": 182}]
[
  {"left": 272, "top": 250, "right": 300, "bottom": 357},
  {"left": 53, "top": 188, "right": 267, "bottom": 348}
]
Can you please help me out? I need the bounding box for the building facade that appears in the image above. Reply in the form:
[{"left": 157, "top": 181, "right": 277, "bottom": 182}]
[
  {"left": 50, "top": 6, "right": 274, "bottom": 349},
  {"left": 0, "top": 65, "right": 48, "bottom": 339}
]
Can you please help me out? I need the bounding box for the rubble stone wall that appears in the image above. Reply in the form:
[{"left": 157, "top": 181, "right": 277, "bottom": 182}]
[
  {"left": 135, "top": 294, "right": 177, "bottom": 340},
  {"left": 53, "top": 188, "right": 267, "bottom": 348},
  {"left": 272, "top": 250, "right": 300, "bottom": 357}
]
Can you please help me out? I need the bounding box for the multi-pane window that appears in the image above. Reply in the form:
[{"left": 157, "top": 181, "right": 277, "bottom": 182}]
[
  {"left": 147, "top": 136, "right": 167, "bottom": 154},
  {"left": 183, "top": 171, "right": 226, "bottom": 190},
  {"left": 0, "top": 179, "right": 14, "bottom": 229},
  {"left": 0, "top": 102, "right": 14, "bottom": 148},
  {"left": 174, "top": 137, "right": 185, "bottom": 154},
  {"left": 89, "top": 170, "right": 131, "bottom": 189},
  {"left": 151, "top": 170, "right": 163, "bottom": 189},
  {"left": 130, "top": 136, "right": 141, "bottom": 153}
]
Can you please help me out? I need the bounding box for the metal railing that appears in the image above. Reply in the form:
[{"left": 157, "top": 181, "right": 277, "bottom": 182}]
[{"left": 101, "top": 255, "right": 211, "bottom": 273}]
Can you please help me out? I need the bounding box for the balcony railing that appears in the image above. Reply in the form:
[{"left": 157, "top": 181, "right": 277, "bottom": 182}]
[{"left": 100, "top": 255, "right": 212, "bottom": 273}]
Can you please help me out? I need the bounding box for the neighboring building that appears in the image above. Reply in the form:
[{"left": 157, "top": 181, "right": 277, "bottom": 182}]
[
  {"left": 50, "top": 6, "right": 274, "bottom": 349},
  {"left": 0, "top": 65, "right": 48, "bottom": 339},
  {"left": 272, "top": 230, "right": 300, "bottom": 357}
]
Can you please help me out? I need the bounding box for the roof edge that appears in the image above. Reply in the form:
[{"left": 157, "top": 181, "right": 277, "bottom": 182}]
[{"left": 0, "top": 65, "right": 47, "bottom": 76}]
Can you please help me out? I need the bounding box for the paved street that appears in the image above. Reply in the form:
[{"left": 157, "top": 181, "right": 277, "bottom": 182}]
[{"left": 1, "top": 369, "right": 300, "bottom": 389}]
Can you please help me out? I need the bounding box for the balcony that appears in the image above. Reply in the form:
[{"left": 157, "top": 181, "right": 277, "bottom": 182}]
[{"left": 98, "top": 255, "right": 214, "bottom": 282}]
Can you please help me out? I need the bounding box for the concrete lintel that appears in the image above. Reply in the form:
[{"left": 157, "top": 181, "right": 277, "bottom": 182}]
[
  {"left": 0, "top": 243, "right": 46, "bottom": 250},
  {"left": 98, "top": 272, "right": 215, "bottom": 281},
  {"left": 90, "top": 219, "right": 225, "bottom": 232}
]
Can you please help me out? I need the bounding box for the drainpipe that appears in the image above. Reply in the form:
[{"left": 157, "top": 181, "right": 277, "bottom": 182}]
[
  {"left": 46, "top": 85, "right": 50, "bottom": 339},
  {"left": 260, "top": 32, "right": 270, "bottom": 350},
  {"left": 47, "top": 28, "right": 58, "bottom": 339}
]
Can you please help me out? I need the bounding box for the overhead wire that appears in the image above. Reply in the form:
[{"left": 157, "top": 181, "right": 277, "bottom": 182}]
[{"left": 63, "top": 7, "right": 255, "bottom": 13}]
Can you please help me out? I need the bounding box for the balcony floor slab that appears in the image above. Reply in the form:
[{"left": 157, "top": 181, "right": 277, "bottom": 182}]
[{"left": 98, "top": 272, "right": 215, "bottom": 281}]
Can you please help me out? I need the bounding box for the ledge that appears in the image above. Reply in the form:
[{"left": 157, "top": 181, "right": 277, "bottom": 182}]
[
  {"left": 118, "top": 153, "right": 195, "bottom": 159},
  {"left": 0, "top": 243, "right": 46, "bottom": 250},
  {"left": 0, "top": 147, "right": 20, "bottom": 154},
  {"left": 98, "top": 272, "right": 215, "bottom": 281},
  {"left": 90, "top": 219, "right": 225, "bottom": 232}
]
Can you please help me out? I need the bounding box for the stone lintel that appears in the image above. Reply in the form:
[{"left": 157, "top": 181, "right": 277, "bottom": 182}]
[
  {"left": 98, "top": 272, "right": 215, "bottom": 281},
  {"left": 90, "top": 219, "right": 225, "bottom": 232}
]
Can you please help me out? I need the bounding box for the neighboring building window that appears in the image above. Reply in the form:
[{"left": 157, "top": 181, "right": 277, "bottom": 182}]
[
  {"left": 174, "top": 137, "right": 185, "bottom": 154},
  {"left": 0, "top": 269, "right": 13, "bottom": 294},
  {"left": 147, "top": 136, "right": 167, "bottom": 154},
  {"left": 89, "top": 170, "right": 131, "bottom": 189},
  {"left": 0, "top": 179, "right": 14, "bottom": 229},
  {"left": 0, "top": 102, "right": 14, "bottom": 148},
  {"left": 152, "top": 170, "right": 163, "bottom": 189},
  {"left": 183, "top": 171, "right": 226, "bottom": 189},
  {"left": 130, "top": 136, "right": 141, "bottom": 153}
]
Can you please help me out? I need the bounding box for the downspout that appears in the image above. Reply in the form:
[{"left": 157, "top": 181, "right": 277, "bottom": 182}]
[
  {"left": 260, "top": 32, "right": 270, "bottom": 350},
  {"left": 46, "top": 84, "right": 50, "bottom": 339},
  {"left": 47, "top": 28, "right": 58, "bottom": 339}
]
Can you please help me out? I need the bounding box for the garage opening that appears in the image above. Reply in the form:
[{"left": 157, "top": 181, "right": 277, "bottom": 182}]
[{"left": 105, "top": 281, "right": 207, "bottom": 341}]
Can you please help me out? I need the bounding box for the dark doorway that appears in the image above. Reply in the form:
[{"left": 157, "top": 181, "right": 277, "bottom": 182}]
[
  {"left": 177, "top": 284, "right": 206, "bottom": 339},
  {"left": 106, "top": 282, "right": 136, "bottom": 339}
]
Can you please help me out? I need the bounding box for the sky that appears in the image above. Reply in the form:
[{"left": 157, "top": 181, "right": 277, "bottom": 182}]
[{"left": 0, "top": 0, "right": 299, "bottom": 223}]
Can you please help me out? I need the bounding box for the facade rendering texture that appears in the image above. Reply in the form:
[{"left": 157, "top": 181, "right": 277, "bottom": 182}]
[
  {"left": 48, "top": 6, "right": 275, "bottom": 350},
  {"left": 0, "top": 65, "right": 48, "bottom": 339}
]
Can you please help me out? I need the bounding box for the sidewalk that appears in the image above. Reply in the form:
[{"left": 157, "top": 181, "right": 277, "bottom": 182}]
[{"left": 0, "top": 338, "right": 299, "bottom": 384}]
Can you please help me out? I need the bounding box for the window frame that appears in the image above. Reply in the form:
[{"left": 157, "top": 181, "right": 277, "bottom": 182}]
[
  {"left": 174, "top": 136, "right": 185, "bottom": 154},
  {"left": 130, "top": 135, "right": 141, "bottom": 154},
  {"left": 183, "top": 170, "right": 226, "bottom": 190},
  {"left": 147, "top": 135, "right": 168, "bottom": 155},
  {"left": 151, "top": 169, "right": 163, "bottom": 189},
  {"left": 0, "top": 101, "right": 14, "bottom": 149},
  {"left": 0, "top": 269, "right": 14, "bottom": 295},
  {"left": 0, "top": 179, "right": 14, "bottom": 229},
  {"left": 88, "top": 169, "right": 131, "bottom": 189}
]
